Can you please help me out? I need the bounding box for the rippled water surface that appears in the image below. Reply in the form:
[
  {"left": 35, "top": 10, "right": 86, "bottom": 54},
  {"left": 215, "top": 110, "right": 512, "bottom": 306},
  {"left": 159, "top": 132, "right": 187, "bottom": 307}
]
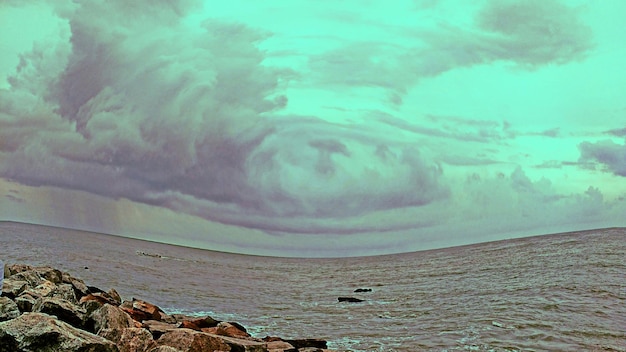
[{"left": 2, "top": 222, "right": 625, "bottom": 351}]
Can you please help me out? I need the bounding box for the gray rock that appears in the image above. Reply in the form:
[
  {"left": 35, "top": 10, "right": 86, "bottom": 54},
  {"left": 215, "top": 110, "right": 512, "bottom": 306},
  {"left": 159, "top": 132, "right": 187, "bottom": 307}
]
[
  {"left": 10, "top": 270, "right": 43, "bottom": 287},
  {"left": 33, "top": 296, "right": 87, "bottom": 328},
  {"left": 148, "top": 346, "right": 182, "bottom": 352},
  {"left": 0, "top": 312, "right": 117, "bottom": 352},
  {"left": 116, "top": 327, "right": 157, "bottom": 352},
  {"left": 142, "top": 319, "right": 177, "bottom": 339},
  {"left": 89, "top": 303, "right": 134, "bottom": 335},
  {"left": 266, "top": 340, "right": 296, "bottom": 352},
  {"left": 15, "top": 293, "right": 37, "bottom": 313},
  {"left": 0, "top": 279, "right": 27, "bottom": 299},
  {"left": 0, "top": 297, "right": 20, "bottom": 322}
]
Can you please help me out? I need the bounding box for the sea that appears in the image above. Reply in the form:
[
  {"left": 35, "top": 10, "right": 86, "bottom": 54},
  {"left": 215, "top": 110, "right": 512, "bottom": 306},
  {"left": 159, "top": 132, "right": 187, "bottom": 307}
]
[{"left": 1, "top": 222, "right": 625, "bottom": 351}]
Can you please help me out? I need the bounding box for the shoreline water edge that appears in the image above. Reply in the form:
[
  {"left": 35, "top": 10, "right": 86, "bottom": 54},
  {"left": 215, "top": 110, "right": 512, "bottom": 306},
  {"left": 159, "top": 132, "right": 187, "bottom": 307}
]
[{"left": 0, "top": 263, "right": 338, "bottom": 352}]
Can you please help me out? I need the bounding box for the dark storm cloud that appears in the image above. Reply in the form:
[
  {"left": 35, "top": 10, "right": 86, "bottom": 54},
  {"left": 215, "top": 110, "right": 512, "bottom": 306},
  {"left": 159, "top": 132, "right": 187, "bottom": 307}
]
[
  {"left": 0, "top": 0, "right": 450, "bottom": 235},
  {"left": 579, "top": 140, "right": 626, "bottom": 176},
  {"left": 309, "top": 0, "right": 593, "bottom": 103}
]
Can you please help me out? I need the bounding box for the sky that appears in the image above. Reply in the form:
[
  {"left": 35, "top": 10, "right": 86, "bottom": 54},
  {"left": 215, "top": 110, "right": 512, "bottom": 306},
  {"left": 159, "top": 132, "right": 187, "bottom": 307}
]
[{"left": 1, "top": 0, "right": 625, "bottom": 257}]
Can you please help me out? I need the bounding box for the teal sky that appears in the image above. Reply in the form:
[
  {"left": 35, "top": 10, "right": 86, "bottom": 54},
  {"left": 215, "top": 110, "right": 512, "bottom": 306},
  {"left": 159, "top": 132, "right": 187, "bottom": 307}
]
[{"left": 1, "top": 0, "right": 625, "bottom": 257}]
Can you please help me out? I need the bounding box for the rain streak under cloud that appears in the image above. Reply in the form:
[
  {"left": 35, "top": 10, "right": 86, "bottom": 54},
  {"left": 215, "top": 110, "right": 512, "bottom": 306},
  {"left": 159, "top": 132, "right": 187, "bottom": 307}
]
[{"left": 1, "top": 0, "right": 625, "bottom": 256}]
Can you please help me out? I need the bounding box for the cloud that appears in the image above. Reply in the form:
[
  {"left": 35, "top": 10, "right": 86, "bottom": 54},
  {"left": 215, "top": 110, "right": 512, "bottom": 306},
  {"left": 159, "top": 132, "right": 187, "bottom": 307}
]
[
  {"left": 477, "top": 0, "right": 594, "bottom": 67},
  {"left": 579, "top": 140, "right": 626, "bottom": 176},
  {"left": 0, "top": 0, "right": 450, "bottom": 236},
  {"left": 307, "top": 0, "right": 594, "bottom": 104}
]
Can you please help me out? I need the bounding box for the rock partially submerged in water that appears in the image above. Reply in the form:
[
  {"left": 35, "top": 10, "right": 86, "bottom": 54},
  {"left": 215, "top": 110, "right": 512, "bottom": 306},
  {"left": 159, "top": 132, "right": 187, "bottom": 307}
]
[
  {"left": 0, "top": 263, "right": 335, "bottom": 352},
  {"left": 337, "top": 297, "right": 364, "bottom": 303}
]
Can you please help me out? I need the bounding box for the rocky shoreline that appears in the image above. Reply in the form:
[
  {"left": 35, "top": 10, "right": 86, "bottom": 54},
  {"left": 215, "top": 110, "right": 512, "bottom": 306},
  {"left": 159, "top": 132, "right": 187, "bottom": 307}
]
[{"left": 0, "top": 263, "right": 337, "bottom": 352}]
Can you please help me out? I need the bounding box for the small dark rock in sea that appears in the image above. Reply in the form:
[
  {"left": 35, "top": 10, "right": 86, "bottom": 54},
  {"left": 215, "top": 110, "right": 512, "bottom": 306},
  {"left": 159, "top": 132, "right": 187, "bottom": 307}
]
[
  {"left": 353, "top": 288, "right": 372, "bottom": 293},
  {"left": 338, "top": 297, "right": 364, "bottom": 303}
]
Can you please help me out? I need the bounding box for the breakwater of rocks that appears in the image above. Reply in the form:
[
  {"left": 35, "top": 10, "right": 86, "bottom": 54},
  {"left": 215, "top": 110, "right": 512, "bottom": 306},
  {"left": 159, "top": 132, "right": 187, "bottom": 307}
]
[{"left": 0, "top": 263, "right": 336, "bottom": 352}]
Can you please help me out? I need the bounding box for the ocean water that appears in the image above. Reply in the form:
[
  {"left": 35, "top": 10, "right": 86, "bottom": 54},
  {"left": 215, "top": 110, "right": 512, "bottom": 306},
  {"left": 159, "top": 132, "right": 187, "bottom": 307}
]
[{"left": 1, "top": 222, "right": 625, "bottom": 351}]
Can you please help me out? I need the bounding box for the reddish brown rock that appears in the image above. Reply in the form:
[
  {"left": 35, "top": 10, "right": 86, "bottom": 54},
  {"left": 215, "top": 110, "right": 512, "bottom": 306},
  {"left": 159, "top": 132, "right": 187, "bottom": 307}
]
[
  {"left": 157, "top": 328, "right": 231, "bottom": 352},
  {"left": 216, "top": 321, "right": 251, "bottom": 339},
  {"left": 200, "top": 327, "right": 219, "bottom": 334},
  {"left": 178, "top": 315, "right": 219, "bottom": 331}
]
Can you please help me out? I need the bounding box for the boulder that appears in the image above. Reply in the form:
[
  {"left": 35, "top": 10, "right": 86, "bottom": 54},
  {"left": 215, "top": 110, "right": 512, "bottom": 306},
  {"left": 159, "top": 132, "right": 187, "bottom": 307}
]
[
  {"left": 266, "top": 340, "right": 296, "bottom": 352},
  {"left": 64, "top": 274, "right": 90, "bottom": 298},
  {"left": 5, "top": 264, "right": 34, "bottom": 276},
  {"left": 9, "top": 271, "right": 42, "bottom": 288},
  {"left": 33, "top": 266, "right": 63, "bottom": 284},
  {"left": 284, "top": 338, "right": 328, "bottom": 350},
  {"left": 1, "top": 279, "right": 28, "bottom": 299},
  {"left": 14, "top": 293, "right": 37, "bottom": 313},
  {"left": 32, "top": 296, "right": 87, "bottom": 328},
  {"left": 157, "top": 328, "right": 231, "bottom": 352},
  {"left": 178, "top": 315, "right": 219, "bottom": 331},
  {"left": 89, "top": 303, "right": 134, "bottom": 334},
  {"left": 81, "top": 293, "right": 120, "bottom": 307},
  {"left": 337, "top": 297, "right": 364, "bottom": 303},
  {"left": 121, "top": 299, "right": 164, "bottom": 322},
  {"left": 0, "top": 297, "right": 20, "bottom": 322},
  {"left": 0, "top": 312, "right": 117, "bottom": 352},
  {"left": 107, "top": 288, "right": 122, "bottom": 305},
  {"left": 142, "top": 320, "right": 177, "bottom": 339},
  {"left": 116, "top": 327, "right": 157, "bottom": 352},
  {"left": 53, "top": 283, "right": 79, "bottom": 303},
  {"left": 216, "top": 321, "right": 251, "bottom": 339},
  {"left": 148, "top": 346, "right": 182, "bottom": 352}
]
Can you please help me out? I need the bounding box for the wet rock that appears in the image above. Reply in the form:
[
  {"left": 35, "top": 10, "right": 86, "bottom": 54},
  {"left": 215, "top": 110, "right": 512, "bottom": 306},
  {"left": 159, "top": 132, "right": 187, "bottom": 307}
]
[
  {"left": 338, "top": 297, "right": 364, "bottom": 303},
  {"left": 32, "top": 296, "right": 86, "bottom": 328},
  {"left": 216, "top": 321, "right": 251, "bottom": 339},
  {"left": 179, "top": 315, "right": 219, "bottom": 331},
  {"left": 353, "top": 288, "right": 372, "bottom": 293},
  {"left": 0, "top": 297, "right": 20, "bottom": 322},
  {"left": 284, "top": 338, "right": 328, "bottom": 350},
  {"left": 0, "top": 312, "right": 117, "bottom": 352},
  {"left": 157, "top": 328, "right": 231, "bottom": 352}
]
